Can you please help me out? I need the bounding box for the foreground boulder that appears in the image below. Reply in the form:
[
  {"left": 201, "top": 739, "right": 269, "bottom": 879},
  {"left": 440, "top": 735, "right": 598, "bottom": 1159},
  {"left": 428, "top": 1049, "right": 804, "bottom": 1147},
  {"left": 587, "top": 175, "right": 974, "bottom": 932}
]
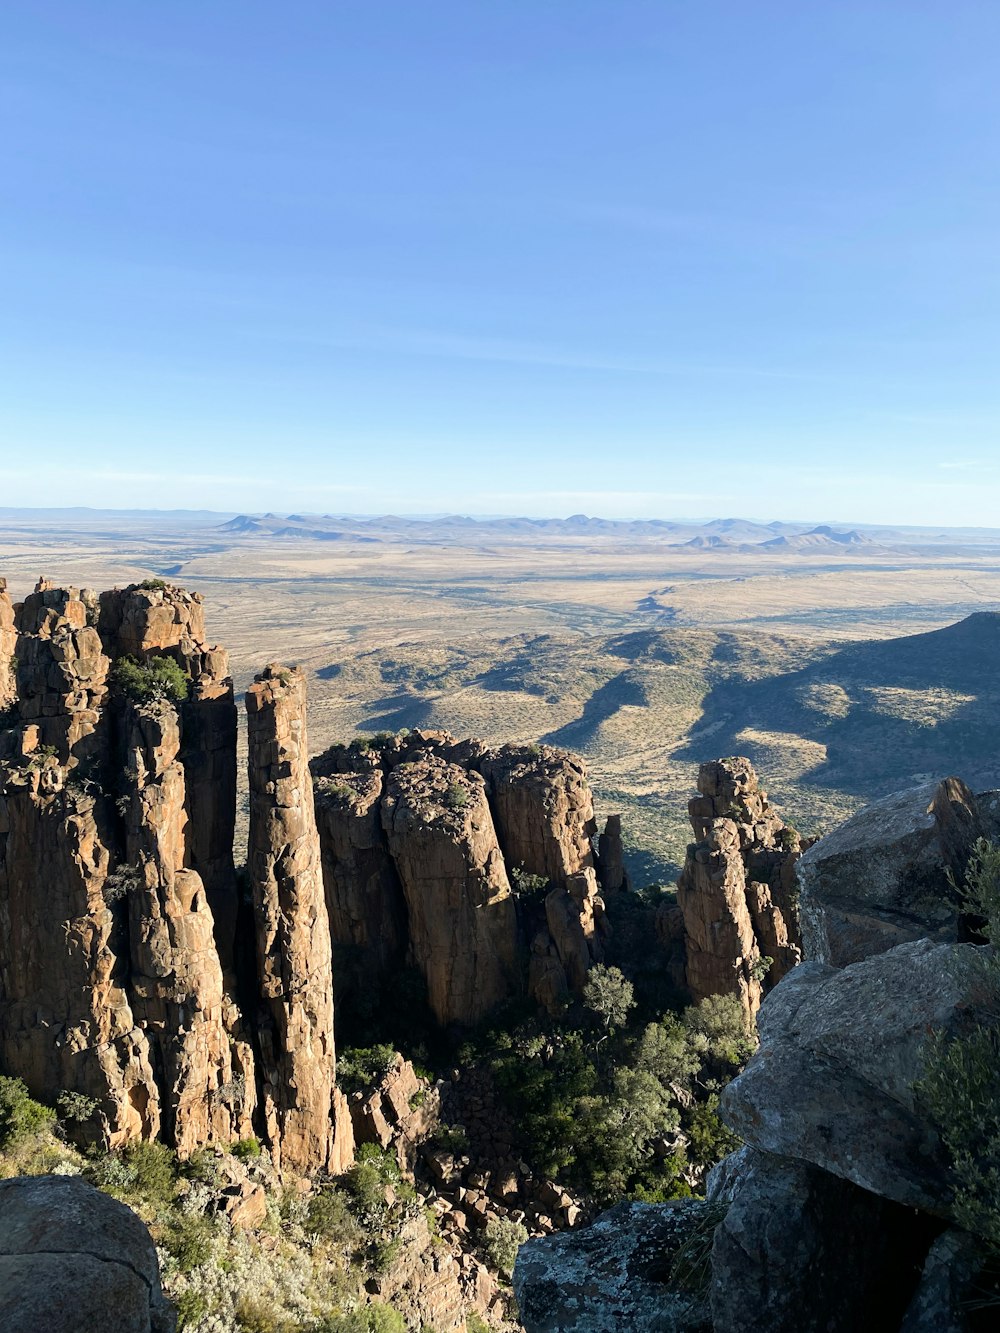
[
  {"left": 798, "top": 777, "right": 985, "bottom": 966},
  {"left": 710, "top": 1148, "right": 938, "bottom": 1332},
  {"left": 0, "top": 1174, "right": 175, "bottom": 1332},
  {"left": 721, "top": 938, "right": 992, "bottom": 1213}
]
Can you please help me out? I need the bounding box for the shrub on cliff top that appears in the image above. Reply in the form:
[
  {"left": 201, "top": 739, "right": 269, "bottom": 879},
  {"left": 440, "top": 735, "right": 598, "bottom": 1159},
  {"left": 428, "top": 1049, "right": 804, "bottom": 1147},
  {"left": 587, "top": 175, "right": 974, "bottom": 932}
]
[{"left": 111, "top": 653, "right": 190, "bottom": 704}]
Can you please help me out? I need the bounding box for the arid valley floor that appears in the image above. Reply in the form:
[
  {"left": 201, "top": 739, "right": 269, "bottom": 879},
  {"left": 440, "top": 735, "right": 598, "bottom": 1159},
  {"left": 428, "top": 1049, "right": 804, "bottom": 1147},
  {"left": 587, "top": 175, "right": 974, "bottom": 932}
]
[{"left": 4, "top": 509, "right": 1000, "bottom": 881}]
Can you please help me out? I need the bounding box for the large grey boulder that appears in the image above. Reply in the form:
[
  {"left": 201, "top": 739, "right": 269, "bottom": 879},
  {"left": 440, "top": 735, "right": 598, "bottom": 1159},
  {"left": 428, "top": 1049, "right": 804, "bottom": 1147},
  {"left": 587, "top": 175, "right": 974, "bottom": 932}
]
[
  {"left": 711, "top": 1148, "right": 937, "bottom": 1332},
  {"left": 720, "top": 938, "right": 994, "bottom": 1213},
  {"left": 798, "top": 777, "right": 984, "bottom": 966},
  {"left": 513, "top": 1199, "right": 713, "bottom": 1332},
  {"left": 0, "top": 1175, "right": 176, "bottom": 1332}
]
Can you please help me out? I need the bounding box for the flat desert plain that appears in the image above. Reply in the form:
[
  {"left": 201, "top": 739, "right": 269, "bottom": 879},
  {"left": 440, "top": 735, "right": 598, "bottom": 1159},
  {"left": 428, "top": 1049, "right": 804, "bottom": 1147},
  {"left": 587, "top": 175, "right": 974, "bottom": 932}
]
[{"left": 3, "top": 512, "right": 1000, "bottom": 882}]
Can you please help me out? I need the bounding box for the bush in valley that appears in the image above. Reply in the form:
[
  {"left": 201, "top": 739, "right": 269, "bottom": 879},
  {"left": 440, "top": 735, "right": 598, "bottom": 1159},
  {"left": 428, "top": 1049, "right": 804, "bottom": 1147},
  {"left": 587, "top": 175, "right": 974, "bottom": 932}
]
[{"left": 111, "top": 653, "right": 190, "bottom": 704}]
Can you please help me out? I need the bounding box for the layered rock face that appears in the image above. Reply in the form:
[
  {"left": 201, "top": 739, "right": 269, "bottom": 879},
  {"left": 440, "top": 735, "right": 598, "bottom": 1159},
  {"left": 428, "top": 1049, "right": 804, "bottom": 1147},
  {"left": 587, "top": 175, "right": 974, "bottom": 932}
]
[
  {"left": 676, "top": 757, "right": 803, "bottom": 1015},
  {"left": 246, "top": 664, "right": 353, "bottom": 1174},
  {"left": 0, "top": 579, "right": 15, "bottom": 709},
  {"left": 0, "top": 579, "right": 350, "bottom": 1176},
  {"left": 381, "top": 755, "right": 519, "bottom": 1025},
  {"left": 312, "top": 731, "right": 618, "bottom": 1023}
]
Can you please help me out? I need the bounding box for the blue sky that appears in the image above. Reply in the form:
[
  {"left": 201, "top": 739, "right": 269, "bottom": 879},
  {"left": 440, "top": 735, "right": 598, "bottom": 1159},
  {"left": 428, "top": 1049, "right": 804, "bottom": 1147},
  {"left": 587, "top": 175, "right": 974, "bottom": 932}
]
[{"left": 3, "top": 2, "right": 1000, "bottom": 522}]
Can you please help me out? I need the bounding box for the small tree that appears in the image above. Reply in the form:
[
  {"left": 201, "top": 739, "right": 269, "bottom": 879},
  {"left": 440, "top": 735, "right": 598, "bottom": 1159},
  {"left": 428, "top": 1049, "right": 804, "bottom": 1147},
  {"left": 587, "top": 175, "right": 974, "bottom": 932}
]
[{"left": 583, "top": 964, "right": 635, "bottom": 1031}]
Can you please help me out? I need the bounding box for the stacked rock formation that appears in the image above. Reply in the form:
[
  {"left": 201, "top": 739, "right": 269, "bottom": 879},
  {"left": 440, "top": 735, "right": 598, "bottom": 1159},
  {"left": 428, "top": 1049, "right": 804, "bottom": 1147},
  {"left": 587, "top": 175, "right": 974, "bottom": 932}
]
[
  {"left": 312, "top": 731, "right": 619, "bottom": 1023},
  {"left": 675, "top": 757, "right": 803, "bottom": 1015},
  {"left": 0, "top": 578, "right": 349, "bottom": 1174},
  {"left": 0, "top": 579, "right": 15, "bottom": 710},
  {"left": 516, "top": 776, "right": 999, "bottom": 1332}
]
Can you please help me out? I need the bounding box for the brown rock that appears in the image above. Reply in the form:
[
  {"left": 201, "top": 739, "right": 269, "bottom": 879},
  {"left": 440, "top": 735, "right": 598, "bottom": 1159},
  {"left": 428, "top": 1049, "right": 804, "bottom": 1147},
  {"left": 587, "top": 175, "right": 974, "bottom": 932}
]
[
  {"left": 349, "top": 1054, "right": 440, "bottom": 1173},
  {"left": 312, "top": 768, "right": 407, "bottom": 991},
  {"left": 245, "top": 663, "right": 352, "bottom": 1174},
  {"left": 121, "top": 699, "right": 255, "bottom": 1155},
  {"left": 381, "top": 756, "right": 519, "bottom": 1025},
  {"left": 597, "top": 814, "right": 629, "bottom": 893},
  {"left": 677, "top": 758, "right": 803, "bottom": 1015},
  {"left": 478, "top": 743, "right": 598, "bottom": 885},
  {"left": 543, "top": 869, "right": 607, "bottom": 992},
  {"left": 0, "top": 579, "right": 15, "bottom": 710}
]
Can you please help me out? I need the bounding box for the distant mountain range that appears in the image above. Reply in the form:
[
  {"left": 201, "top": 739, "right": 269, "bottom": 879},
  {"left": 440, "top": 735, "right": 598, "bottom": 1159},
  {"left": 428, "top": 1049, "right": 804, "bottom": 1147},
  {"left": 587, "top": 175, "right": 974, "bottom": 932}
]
[{"left": 214, "top": 512, "right": 984, "bottom": 553}]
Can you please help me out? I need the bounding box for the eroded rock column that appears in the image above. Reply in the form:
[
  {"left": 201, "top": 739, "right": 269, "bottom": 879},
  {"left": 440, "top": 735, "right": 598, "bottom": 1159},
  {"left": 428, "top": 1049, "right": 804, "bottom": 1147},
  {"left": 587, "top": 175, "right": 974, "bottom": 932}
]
[
  {"left": 381, "top": 755, "right": 519, "bottom": 1025},
  {"left": 246, "top": 664, "right": 352, "bottom": 1174}
]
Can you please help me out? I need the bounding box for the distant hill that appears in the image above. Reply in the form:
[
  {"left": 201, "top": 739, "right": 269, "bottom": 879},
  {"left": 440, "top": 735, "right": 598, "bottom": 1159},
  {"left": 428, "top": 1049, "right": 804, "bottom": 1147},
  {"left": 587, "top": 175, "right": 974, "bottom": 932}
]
[
  {"left": 322, "top": 612, "right": 1000, "bottom": 880},
  {"left": 214, "top": 512, "right": 910, "bottom": 550}
]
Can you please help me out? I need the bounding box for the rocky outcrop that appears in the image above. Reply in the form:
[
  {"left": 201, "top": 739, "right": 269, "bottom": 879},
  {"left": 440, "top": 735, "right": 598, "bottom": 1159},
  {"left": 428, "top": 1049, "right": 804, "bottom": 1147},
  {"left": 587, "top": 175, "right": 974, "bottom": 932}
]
[
  {"left": 677, "top": 758, "right": 802, "bottom": 1014},
  {"left": 312, "top": 731, "right": 618, "bottom": 1023},
  {"left": 381, "top": 755, "right": 519, "bottom": 1025},
  {"left": 0, "top": 579, "right": 15, "bottom": 709},
  {"left": 312, "top": 768, "right": 407, "bottom": 992},
  {"left": 349, "top": 1053, "right": 441, "bottom": 1173},
  {"left": 121, "top": 699, "right": 255, "bottom": 1155},
  {"left": 246, "top": 663, "right": 352, "bottom": 1174},
  {"left": 0, "top": 1174, "right": 175, "bottom": 1332},
  {"left": 709, "top": 1148, "right": 938, "bottom": 1333},
  {"left": 477, "top": 744, "right": 597, "bottom": 885},
  {"left": 798, "top": 776, "right": 985, "bottom": 966},
  {"left": 597, "top": 814, "right": 628, "bottom": 893},
  {"left": 720, "top": 938, "right": 990, "bottom": 1213}
]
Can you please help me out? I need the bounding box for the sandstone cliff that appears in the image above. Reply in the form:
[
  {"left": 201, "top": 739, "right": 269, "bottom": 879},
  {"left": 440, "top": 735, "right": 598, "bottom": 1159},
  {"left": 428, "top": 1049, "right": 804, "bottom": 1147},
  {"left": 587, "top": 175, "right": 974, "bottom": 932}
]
[
  {"left": 312, "top": 731, "right": 617, "bottom": 1024},
  {"left": 0, "top": 580, "right": 348, "bottom": 1176}
]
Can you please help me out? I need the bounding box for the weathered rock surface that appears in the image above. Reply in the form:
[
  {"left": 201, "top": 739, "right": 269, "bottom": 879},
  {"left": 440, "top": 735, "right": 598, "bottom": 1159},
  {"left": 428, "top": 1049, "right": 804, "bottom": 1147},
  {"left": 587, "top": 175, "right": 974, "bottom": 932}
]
[
  {"left": 677, "top": 758, "right": 802, "bottom": 1015},
  {"left": 711, "top": 1148, "right": 937, "bottom": 1332},
  {"left": 514, "top": 1199, "right": 713, "bottom": 1332},
  {"left": 0, "top": 1174, "right": 175, "bottom": 1332},
  {"left": 0, "top": 578, "right": 15, "bottom": 709},
  {"left": 798, "top": 776, "right": 986, "bottom": 966},
  {"left": 900, "top": 1228, "right": 986, "bottom": 1332},
  {"left": 122, "top": 699, "right": 255, "bottom": 1154},
  {"left": 312, "top": 731, "right": 621, "bottom": 1021},
  {"left": 312, "top": 767, "right": 407, "bottom": 991},
  {"left": 597, "top": 813, "right": 628, "bottom": 892},
  {"left": 477, "top": 743, "right": 597, "bottom": 885},
  {"left": 720, "top": 938, "right": 993, "bottom": 1213},
  {"left": 349, "top": 1053, "right": 440, "bottom": 1173},
  {"left": 381, "top": 755, "right": 519, "bottom": 1025},
  {"left": 246, "top": 663, "right": 352, "bottom": 1174}
]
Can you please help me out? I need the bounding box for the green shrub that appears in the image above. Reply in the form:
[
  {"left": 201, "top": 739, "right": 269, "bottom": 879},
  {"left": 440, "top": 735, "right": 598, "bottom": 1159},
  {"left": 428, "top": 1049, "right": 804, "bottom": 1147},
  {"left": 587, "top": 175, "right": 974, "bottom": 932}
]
[
  {"left": 231, "top": 1136, "right": 261, "bottom": 1162},
  {"left": 444, "top": 781, "right": 468, "bottom": 810},
  {"left": 111, "top": 654, "right": 189, "bottom": 704},
  {"left": 306, "top": 1186, "right": 360, "bottom": 1246},
  {"left": 121, "top": 1139, "right": 177, "bottom": 1204},
  {"left": 337, "top": 1045, "right": 397, "bottom": 1096},
  {"left": 136, "top": 578, "right": 168, "bottom": 591},
  {"left": 0, "top": 1076, "right": 56, "bottom": 1149},
  {"left": 481, "top": 1214, "right": 528, "bottom": 1278},
  {"left": 510, "top": 865, "right": 549, "bottom": 898},
  {"left": 163, "top": 1212, "right": 214, "bottom": 1272},
  {"left": 174, "top": 1289, "right": 210, "bottom": 1332},
  {"left": 56, "top": 1089, "right": 99, "bottom": 1126}
]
